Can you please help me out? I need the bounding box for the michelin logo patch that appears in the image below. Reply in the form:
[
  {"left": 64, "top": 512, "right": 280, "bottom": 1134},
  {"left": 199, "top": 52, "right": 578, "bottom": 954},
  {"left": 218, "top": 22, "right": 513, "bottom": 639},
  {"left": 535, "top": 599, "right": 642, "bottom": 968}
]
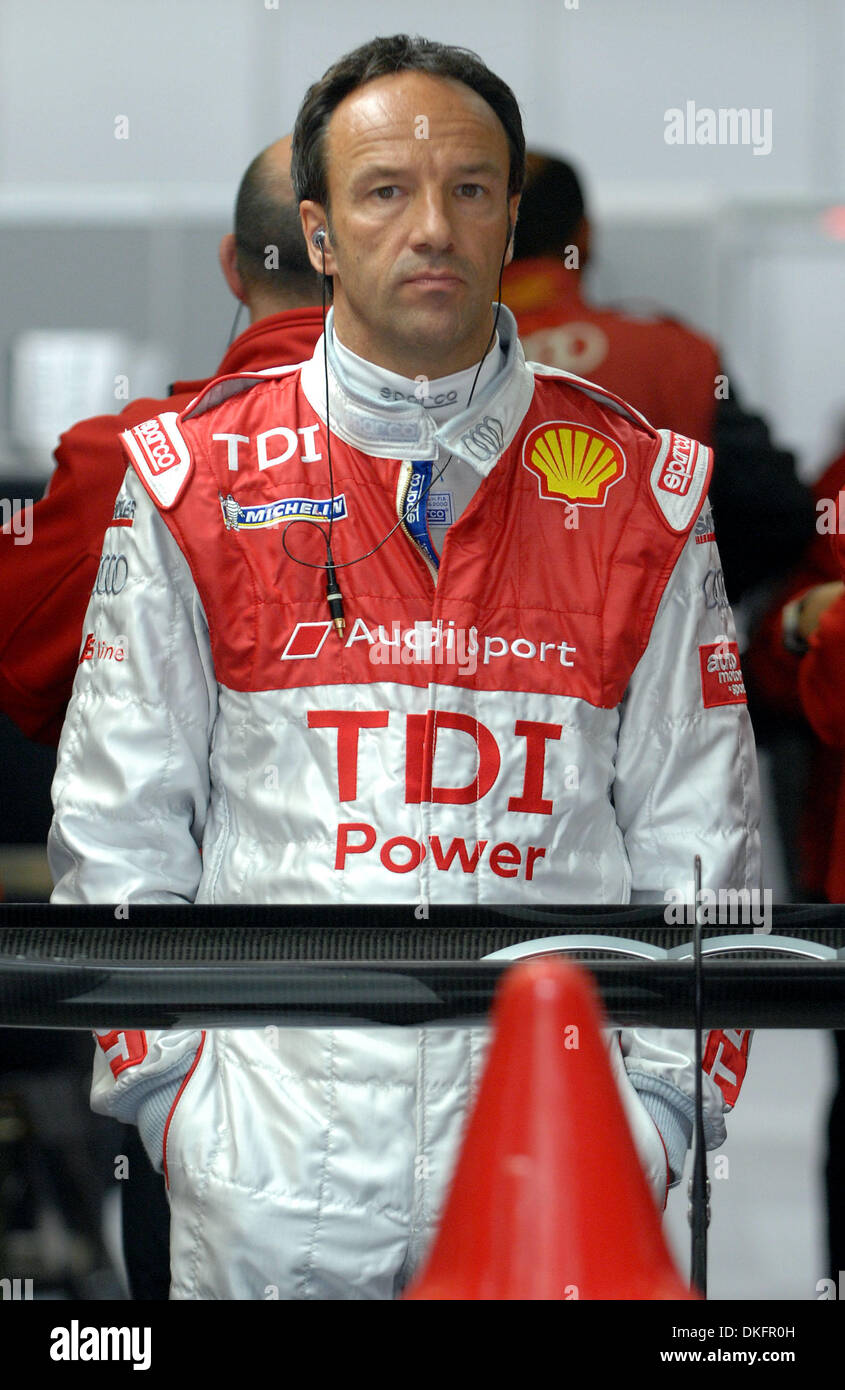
[{"left": 220, "top": 493, "right": 347, "bottom": 530}]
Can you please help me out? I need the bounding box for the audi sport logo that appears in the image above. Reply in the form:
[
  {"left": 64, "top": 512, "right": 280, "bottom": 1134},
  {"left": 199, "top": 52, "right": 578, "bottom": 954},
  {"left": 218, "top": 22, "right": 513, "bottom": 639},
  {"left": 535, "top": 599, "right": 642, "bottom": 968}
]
[
  {"left": 93, "top": 552, "right": 129, "bottom": 596},
  {"left": 280, "top": 616, "right": 578, "bottom": 669},
  {"left": 699, "top": 638, "right": 746, "bottom": 708},
  {"left": 280, "top": 621, "right": 332, "bottom": 660}
]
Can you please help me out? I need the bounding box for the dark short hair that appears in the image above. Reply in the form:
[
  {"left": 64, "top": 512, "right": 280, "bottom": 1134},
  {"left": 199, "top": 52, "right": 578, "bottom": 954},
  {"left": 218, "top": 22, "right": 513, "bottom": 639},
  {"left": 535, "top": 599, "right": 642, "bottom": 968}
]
[
  {"left": 291, "top": 34, "right": 525, "bottom": 213},
  {"left": 234, "top": 146, "right": 322, "bottom": 298},
  {"left": 512, "top": 154, "right": 586, "bottom": 260}
]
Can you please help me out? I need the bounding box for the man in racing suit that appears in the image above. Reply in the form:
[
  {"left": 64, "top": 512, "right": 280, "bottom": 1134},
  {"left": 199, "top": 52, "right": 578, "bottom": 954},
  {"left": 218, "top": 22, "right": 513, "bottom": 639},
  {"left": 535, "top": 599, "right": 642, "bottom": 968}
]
[{"left": 48, "top": 35, "right": 761, "bottom": 1300}]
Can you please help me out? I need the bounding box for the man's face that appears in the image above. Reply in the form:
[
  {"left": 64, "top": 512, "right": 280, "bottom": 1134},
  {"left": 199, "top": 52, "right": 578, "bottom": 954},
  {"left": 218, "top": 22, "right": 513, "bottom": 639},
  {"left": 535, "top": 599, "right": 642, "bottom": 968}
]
[{"left": 301, "top": 71, "right": 520, "bottom": 378}]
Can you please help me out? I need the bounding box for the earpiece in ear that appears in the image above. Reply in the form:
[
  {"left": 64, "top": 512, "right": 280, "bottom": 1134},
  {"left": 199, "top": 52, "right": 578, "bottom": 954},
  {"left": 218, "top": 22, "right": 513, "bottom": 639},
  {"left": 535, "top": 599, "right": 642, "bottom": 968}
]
[{"left": 313, "top": 228, "right": 327, "bottom": 249}]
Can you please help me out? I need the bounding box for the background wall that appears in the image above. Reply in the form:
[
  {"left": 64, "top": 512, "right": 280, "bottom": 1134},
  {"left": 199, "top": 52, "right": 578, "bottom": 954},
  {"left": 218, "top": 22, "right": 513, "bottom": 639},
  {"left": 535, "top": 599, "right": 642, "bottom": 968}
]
[{"left": 1, "top": 0, "right": 844, "bottom": 473}]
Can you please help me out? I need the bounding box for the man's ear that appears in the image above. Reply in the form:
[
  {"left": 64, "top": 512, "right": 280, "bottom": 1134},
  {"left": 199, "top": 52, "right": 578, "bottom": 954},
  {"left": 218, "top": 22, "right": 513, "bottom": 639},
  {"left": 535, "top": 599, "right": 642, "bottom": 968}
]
[
  {"left": 219, "top": 233, "right": 247, "bottom": 303},
  {"left": 299, "top": 201, "right": 336, "bottom": 276},
  {"left": 504, "top": 193, "right": 521, "bottom": 266}
]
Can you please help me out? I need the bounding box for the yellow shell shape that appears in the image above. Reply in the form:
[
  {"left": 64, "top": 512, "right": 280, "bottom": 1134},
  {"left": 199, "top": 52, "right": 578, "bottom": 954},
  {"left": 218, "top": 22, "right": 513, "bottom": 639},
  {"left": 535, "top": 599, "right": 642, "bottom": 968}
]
[{"left": 530, "top": 427, "right": 620, "bottom": 500}]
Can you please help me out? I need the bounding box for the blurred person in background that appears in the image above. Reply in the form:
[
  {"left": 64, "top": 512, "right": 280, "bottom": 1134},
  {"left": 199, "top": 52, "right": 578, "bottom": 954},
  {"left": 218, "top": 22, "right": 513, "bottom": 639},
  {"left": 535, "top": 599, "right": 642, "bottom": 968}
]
[
  {"left": 0, "top": 135, "right": 322, "bottom": 747},
  {"left": 0, "top": 135, "right": 322, "bottom": 1299},
  {"left": 501, "top": 153, "right": 815, "bottom": 610},
  {"left": 747, "top": 447, "right": 845, "bottom": 1282}
]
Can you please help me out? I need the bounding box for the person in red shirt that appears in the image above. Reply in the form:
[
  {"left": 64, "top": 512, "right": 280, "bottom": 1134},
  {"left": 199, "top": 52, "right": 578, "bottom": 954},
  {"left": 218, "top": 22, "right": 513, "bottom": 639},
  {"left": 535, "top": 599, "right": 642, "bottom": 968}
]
[
  {"left": 501, "top": 153, "right": 814, "bottom": 607},
  {"left": 746, "top": 450, "right": 845, "bottom": 1281},
  {"left": 0, "top": 134, "right": 322, "bottom": 1299},
  {"left": 0, "top": 134, "right": 322, "bottom": 746},
  {"left": 747, "top": 453, "right": 845, "bottom": 901},
  {"left": 502, "top": 154, "right": 719, "bottom": 445}
]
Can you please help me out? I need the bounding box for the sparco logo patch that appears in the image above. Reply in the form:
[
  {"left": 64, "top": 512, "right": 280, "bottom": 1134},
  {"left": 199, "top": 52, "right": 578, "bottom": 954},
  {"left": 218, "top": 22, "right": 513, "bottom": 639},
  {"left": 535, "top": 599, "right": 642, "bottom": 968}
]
[
  {"left": 522, "top": 421, "right": 625, "bottom": 507},
  {"left": 121, "top": 412, "right": 190, "bottom": 509},
  {"left": 699, "top": 638, "right": 746, "bottom": 707},
  {"left": 426, "top": 491, "right": 453, "bottom": 526},
  {"left": 658, "top": 433, "right": 696, "bottom": 495},
  {"left": 131, "top": 418, "right": 179, "bottom": 474}
]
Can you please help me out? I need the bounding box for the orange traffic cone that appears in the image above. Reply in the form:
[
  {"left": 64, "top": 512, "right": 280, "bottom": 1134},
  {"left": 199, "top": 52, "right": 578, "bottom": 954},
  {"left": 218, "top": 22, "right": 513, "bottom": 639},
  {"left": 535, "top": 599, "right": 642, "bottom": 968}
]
[{"left": 404, "top": 956, "right": 696, "bottom": 1300}]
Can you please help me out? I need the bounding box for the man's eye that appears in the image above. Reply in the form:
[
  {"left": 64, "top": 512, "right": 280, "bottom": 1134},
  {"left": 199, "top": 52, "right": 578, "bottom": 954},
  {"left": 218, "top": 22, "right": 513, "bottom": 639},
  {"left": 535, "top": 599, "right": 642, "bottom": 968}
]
[
  {"left": 457, "top": 183, "right": 484, "bottom": 198},
  {"left": 373, "top": 186, "right": 399, "bottom": 200}
]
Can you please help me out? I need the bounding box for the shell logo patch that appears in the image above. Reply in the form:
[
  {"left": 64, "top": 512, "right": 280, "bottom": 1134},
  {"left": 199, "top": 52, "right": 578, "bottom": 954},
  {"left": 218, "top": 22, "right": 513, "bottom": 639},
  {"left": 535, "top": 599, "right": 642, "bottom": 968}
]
[{"left": 522, "top": 421, "right": 626, "bottom": 507}]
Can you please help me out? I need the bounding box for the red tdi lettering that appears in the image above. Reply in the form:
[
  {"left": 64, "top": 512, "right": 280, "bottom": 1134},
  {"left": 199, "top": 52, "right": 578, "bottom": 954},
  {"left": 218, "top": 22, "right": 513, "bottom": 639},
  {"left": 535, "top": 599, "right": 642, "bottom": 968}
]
[
  {"left": 429, "top": 712, "right": 500, "bottom": 805},
  {"left": 405, "top": 711, "right": 500, "bottom": 805},
  {"left": 405, "top": 712, "right": 432, "bottom": 804},
  {"left": 508, "top": 720, "right": 562, "bottom": 814},
  {"left": 313, "top": 706, "right": 559, "bottom": 813},
  {"left": 307, "top": 711, "right": 390, "bottom": 801}
]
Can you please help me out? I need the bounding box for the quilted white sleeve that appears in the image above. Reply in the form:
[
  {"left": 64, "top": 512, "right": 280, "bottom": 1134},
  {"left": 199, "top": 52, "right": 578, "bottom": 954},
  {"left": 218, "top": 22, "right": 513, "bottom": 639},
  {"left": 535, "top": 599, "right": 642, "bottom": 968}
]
[
  {"left": 613, "top": 506, "right": 761, "bottom": 903},
  {"left": 612, "top": 504, "right": 761, "bottom": 1169},
  {"left": 48, "top": 466, "right": 218, "bottom": 903},
  {"left": 48, "top": 465, "right": 218, "bottom": 1143}
]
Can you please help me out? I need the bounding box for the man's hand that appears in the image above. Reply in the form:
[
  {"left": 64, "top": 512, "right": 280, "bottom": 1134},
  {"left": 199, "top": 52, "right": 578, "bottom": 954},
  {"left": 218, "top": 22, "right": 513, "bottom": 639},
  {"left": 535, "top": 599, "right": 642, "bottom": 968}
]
[{"left": 797, "top": 581, "right": 845, "bottom": 641}]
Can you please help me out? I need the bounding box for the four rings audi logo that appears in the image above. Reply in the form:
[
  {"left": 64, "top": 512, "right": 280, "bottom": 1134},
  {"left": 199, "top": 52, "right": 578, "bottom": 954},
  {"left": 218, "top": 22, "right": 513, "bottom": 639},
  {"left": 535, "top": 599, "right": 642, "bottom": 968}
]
[
  {"left": 93, "top": 552, "right": 129, "bottom": 596},
  {"left": 460, "top": 415, "right": 504, "bottom": 461}
]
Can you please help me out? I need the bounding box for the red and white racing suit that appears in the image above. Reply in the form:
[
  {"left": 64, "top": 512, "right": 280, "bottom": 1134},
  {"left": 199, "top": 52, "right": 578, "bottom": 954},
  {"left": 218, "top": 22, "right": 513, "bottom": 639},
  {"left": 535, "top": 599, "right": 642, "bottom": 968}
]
[{"left": 49, "top": 305, "right": 760, "bottom": 1299}]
